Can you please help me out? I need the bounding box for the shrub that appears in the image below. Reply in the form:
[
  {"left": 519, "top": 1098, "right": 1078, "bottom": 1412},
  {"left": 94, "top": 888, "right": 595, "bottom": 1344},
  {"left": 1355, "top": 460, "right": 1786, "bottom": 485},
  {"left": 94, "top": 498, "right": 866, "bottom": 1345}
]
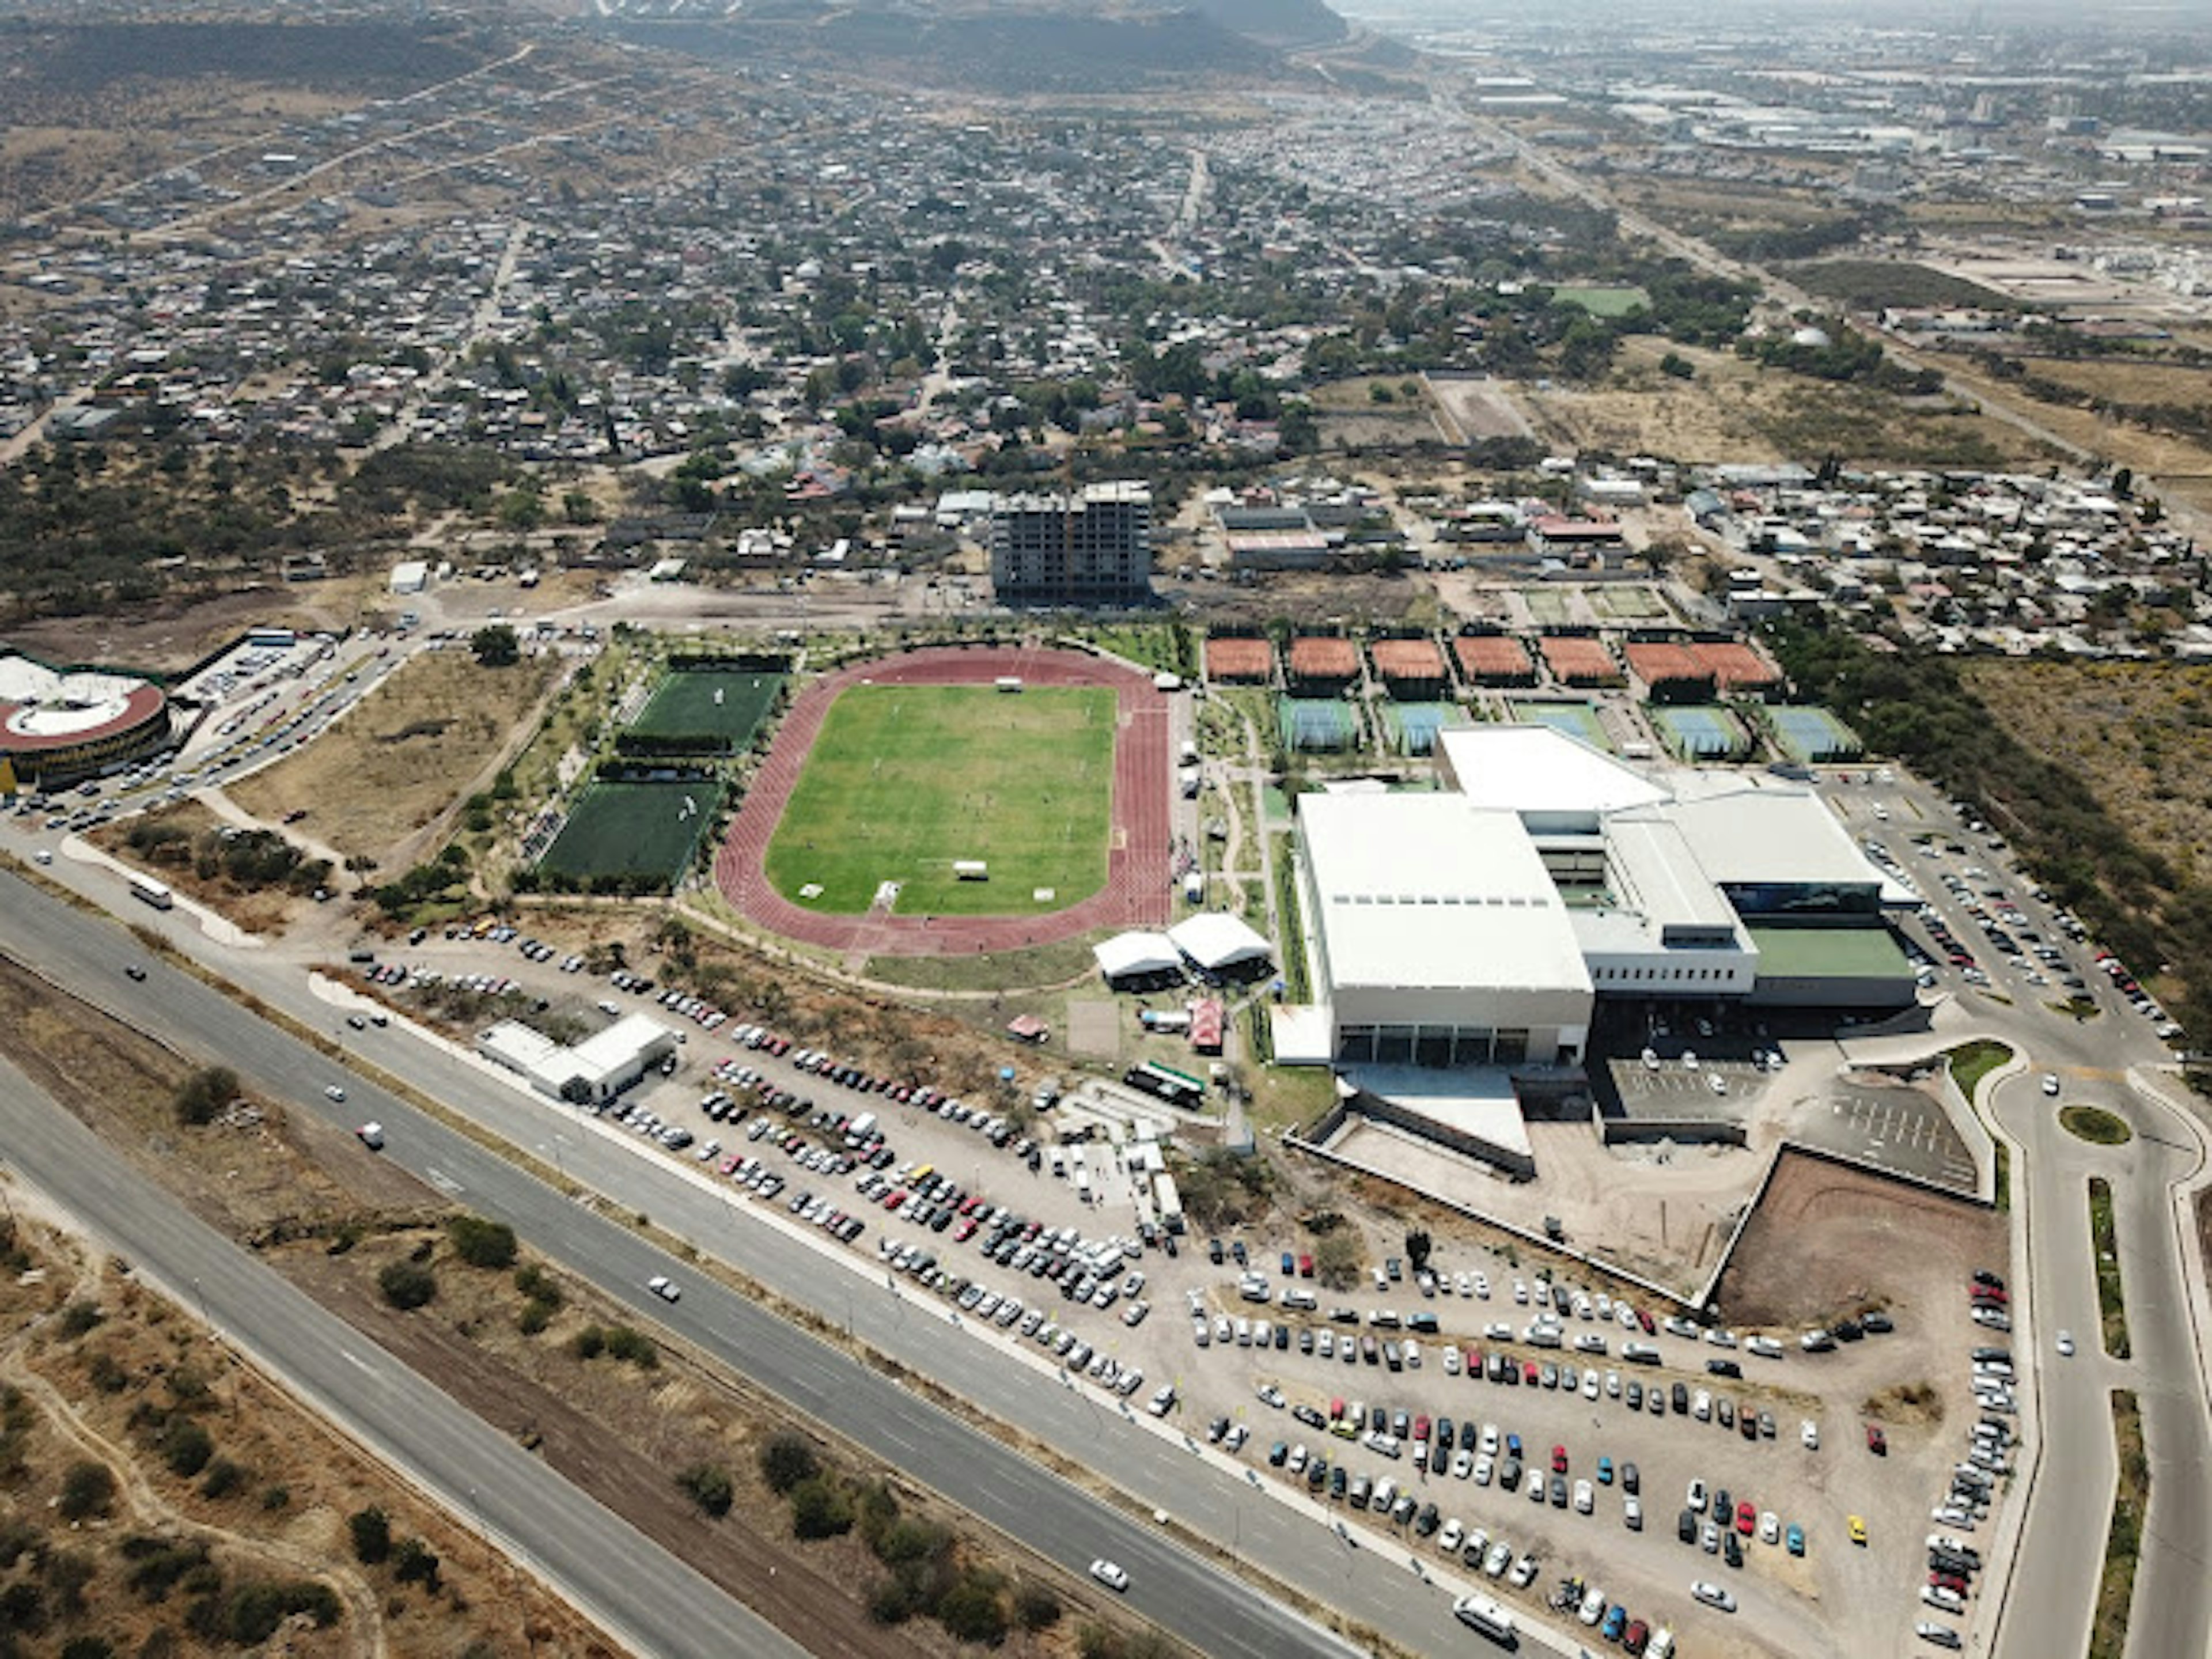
[
  {"left": 391, "top": 1537, "right": 441, "bottom": 1590},
  {"left": 58, "top": 1460, "right": 117, "bottom": 1521},
  {"left": 868, "top": 1576, "right": 922, "bottom": 1625},
  {"left": 603, "top": 1326, "right": 657, "bottom": 1369},
  {"left": 446, "top": 1215, "right": 517, "bottom": 1270},
  {"left": 221, "top": 1580, "right": 341, "bottom": 1642},
  {"left": 348, "top": 1508, "right": 392, "bottom": 1565},
  {"left": 377, "top": 1261, "right": 437, "bottom": 1310},
  {"left": 569, "top": 1326, "right": 605, "bottom": 1361},
  {"left": 120, "top": 1536, "right": 210, "bottom": 1601},
  {"left": 56, "top": 1301, "right": 105, "bottom": 1338},
  {"left": 260, "top": 1486, "right": 290, "bottom": 1512},
  {"left": 1015, "top": 1582, "right": 1062, "bottom": 1631},
  {"left": 171, "top": 1067, "right": 241, "bottom": 1128},
  {"left": 678, "top": 1464, "right": 733, "bottom": 1518},
  {"left": 874, "top": 1516, "right": 950, "bottom": 1567},
  {"left": 199, "top": 1458, "right": 245, "bottom": 1501},
  {"left": 514, "top": 1265, "right": 563, "bottom": 1308},
  {"left": 61, "top": 1638, "right": 115, "bottom": 1659},
  {"left": 517, "top": 1301, "right": 552, "bottom": 1336},
  {"left": 789, "top": 1477, "right": 854, "bottom": 1541},
  {"left": 88, "top": 1353, "right": 130, "bottom": 1393},
  {"left": 160, "top": 1420, "right": 214, "bottom": 1479},
  {"left": 760, "top": 1433, "right": 819, "bottom": 1495},
  {"left": 935, "top": 1572, "right": 1009, "bottom": 1644}
]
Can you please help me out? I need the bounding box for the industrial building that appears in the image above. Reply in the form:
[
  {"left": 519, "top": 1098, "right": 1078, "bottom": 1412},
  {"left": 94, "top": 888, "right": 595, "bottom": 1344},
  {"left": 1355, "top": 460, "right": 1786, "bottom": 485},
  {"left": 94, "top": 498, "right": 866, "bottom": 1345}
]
[
  {"left": 477, "top": 1012, "right": 677, "bottom": 1103},
  {"left": 990, "top": 482, "right": 1153, "bottom": 607}
]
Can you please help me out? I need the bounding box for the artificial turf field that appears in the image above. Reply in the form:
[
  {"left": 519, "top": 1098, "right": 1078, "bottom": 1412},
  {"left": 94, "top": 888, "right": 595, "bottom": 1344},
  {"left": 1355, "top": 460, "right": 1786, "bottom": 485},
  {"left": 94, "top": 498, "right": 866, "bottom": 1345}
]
[
  {"left": 540, "top": 781, "right": 719, "bottom": 885},
  {"left": 765, "top": 684, "right": 1116, "bottom": 915},
  {"left": 631, "top": 670, "right": 783, "bottom": 748}
]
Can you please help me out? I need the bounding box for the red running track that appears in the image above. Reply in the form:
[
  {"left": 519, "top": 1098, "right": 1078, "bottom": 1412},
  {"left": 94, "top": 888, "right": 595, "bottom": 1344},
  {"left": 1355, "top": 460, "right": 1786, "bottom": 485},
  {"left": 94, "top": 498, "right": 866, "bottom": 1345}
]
[{"left": 714, "top": 646, "right": 1172, "bottom": 957}]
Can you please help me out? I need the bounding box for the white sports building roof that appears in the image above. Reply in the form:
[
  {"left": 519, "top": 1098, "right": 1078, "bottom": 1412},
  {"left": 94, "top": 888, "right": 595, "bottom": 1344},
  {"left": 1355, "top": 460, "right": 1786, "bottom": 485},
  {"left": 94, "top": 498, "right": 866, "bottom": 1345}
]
[
  {"left": 1095, "top": 931, "right": 1181, "bottom": 982},
  {"left": 1437, "top": 725, "right": 1668, "bottom": 819},
  {"left": 1300, "top": 793, "right": 1590, "bottom": 997}
]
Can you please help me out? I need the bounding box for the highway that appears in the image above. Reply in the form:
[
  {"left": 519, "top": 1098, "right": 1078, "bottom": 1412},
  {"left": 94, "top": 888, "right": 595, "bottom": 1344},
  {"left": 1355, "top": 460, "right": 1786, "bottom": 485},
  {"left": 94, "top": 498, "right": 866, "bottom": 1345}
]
[
  {"left": 0, "top": 864, "right": 1484, "bottom": 1658},
  {"left": 0, "top": 1047, "right": 808, "bottom": 1659}
]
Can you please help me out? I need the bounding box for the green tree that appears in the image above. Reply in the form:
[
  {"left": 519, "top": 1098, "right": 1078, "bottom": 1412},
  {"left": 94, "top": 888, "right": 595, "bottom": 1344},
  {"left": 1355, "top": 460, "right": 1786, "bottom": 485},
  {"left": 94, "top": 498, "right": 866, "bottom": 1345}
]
[
  {"left": 445, "top": 1215, "right": 517, "bottom": 1270},
  {"left": 58, "top": 1460, "right": 116, "bottom": 1521},
  {"left": 678, "top": 1463, "right": 733, "bottom": 1517},
  {"left": 391, "top": 1537, "right": 441, "bottom": 1590},
  {"left": 760, "top": 1432, "right": 820, "bottom": 1495},
  {"left": 789, "top": 1478, "right": 854, "bottom": 1540},
  {"left": 172, "top": 1066, "right": 241, "bottom": 1127},
  {"left": 469, "top": 625, "right": 520, "bottom": 668}
]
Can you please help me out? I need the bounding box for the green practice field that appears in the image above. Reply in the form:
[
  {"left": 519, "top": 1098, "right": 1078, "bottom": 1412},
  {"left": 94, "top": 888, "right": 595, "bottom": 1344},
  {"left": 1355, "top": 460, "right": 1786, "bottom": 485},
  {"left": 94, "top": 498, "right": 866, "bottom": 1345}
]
[
  {"left": 1551, "top": 285, "right": 1652, "bottom": 318},
  {"left": 766, "top": 684, "right": 1115, "bottom": 915},
  {"left": 631, "top": 669, "right": 783, "bottom": 749},
  {"left": 540, "top": 781, "right": 719, "bottom": 886}
]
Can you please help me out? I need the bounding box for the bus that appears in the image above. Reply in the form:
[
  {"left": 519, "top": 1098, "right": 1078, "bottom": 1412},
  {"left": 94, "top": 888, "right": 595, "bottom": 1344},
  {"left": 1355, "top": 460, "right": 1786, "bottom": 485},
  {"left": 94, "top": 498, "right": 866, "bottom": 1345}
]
[
  {"left": 1123, "top": 1062, "right": 1206, "bottom": 1110},
  {"left": 130, "top": 874, "right": 175, "bottom": 911}
]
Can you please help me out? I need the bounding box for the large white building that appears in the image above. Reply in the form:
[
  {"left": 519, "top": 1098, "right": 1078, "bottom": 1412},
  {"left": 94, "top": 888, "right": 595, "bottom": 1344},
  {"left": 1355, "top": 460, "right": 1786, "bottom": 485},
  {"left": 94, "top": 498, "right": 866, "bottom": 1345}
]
[
  {"left": 478, "top": 1012, "right": 676, "bottom": 1103},
  {"left": 1298, "top": 725, "right": 1915, "bottom": 1075}
]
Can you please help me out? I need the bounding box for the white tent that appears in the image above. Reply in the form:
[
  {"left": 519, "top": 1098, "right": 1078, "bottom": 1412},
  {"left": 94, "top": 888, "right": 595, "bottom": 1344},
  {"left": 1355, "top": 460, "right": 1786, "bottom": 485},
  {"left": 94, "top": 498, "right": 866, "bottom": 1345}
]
[
  {"left": 1094, "top": 931, "right": 1181, "bottom": 983},
  {"left": 1169, "top": 912, "right": 1274, "bottom": 973}
]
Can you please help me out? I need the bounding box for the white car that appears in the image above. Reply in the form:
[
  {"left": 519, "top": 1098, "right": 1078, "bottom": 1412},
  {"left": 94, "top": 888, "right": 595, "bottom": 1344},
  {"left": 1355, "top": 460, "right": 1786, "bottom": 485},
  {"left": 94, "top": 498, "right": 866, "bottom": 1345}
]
[
  {"left": 323, "top": 1084, "right": 347, "bottom": 1102},
  {"left": 647, "top": 1275, "right": 680, "bottom": 1303},
  {"left": 1089, "top": 1559, "right": 1128, "bottom": 1593},
  {"left": 1509, "top": 1551, "right": 1539, "bottom": 1588},
  {"left": 1578, "top": 1586, "right": 1607, "bottom": 1626},
  {"left": 1802, "top": 1420, "right": 1820, "bottom": 1450},
  {"left": 2041, "top": 1073, "right": 2061, "bottom": 1096},
  {"left": 1692, "top": 1581, "right": 1737, "bottom": 1613},
  {"left": 1256, "top": 1384, "right": 1286, "bottom": 1409},
  {"left": 1760, "top": 1510, "right": 1780, "bottom": 1545},
  {"left": 354, "top": 1122, "right": 385, "bottom": 1150},
  {"left": 1624, "top": 1495, "right": 1642, "bottom": 1531},
  {"left": 2057, "top": 1330, "right": 2075, "bottom": 1357},
  {"left": 1573, "top": 1479, "right": 1593, "bottom": 1514},
  {"left": 1438, "top": 1518, "right": 1465, "bottom": 1555}
]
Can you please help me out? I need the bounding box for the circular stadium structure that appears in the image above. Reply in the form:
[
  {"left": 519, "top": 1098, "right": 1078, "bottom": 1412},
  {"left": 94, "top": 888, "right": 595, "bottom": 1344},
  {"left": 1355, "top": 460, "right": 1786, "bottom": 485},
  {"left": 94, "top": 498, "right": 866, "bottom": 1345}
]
[{"left": 0, "top": 653, "right": 172, "bottom": 786}]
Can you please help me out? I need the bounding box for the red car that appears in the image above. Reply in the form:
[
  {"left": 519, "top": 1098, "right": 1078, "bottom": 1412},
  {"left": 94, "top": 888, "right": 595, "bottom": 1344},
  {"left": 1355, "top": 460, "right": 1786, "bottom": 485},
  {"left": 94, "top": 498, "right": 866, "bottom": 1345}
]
[
  {"left": 1298, "top": 1253, "right": 1315, "bottom": 1278},
  {"left": 1736, "top": 1501, "right": 1756, "bottom": 1536},
  {"left": 1465, "top": 1346, "right": 1483, "bottom": 1374},
  {"left": 1414, "top": 1415, "right": 1432, "bottom": 1444},
  {"left": 1623, "top": 1620, "right": 1650, "bottom": 1657},
  {"left": 1551, "top": 1445, "right": 1569, "bottom": 1474},
  {"left": 1866, "top": 1423, "right": 1888, "bottom": 1456},
  {"left": 1524, "top": 1361, "right": 1540, "bottom": 1385},
  {"left": 1930, "top": 1573, "right": 1968, "bottom": 1595},
  {"left": 1637, "top": 1308, "right": 1656, "bottom": 1335},
  {"left": 1330, "top": 1397, "right": 1346, "bottom": 1421}
]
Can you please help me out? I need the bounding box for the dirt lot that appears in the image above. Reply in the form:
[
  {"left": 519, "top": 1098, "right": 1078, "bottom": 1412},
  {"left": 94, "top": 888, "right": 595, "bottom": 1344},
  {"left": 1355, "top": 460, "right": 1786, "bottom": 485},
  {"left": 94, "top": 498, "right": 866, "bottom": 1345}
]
[
  {"left": 1713, "top": 1148, "right": 2002, "bottom": 1332},
  {"left": 229, "top": 646, "right": 558, "bottom": 870},
  {"left": 3, "top": 581, "right": 370, "bottom": 677}
]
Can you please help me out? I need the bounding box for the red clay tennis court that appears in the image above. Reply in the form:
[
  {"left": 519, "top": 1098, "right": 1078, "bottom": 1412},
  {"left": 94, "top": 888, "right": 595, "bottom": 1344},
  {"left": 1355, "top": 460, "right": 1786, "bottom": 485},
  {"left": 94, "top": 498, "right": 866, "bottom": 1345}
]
[
  {"left": 1452, "top": 635, "right": 1534, "bottom": 684},
  {"left": 1623, "top": 641, "right": 1713, "bottom": 692},
  {"left": 1287, "top": 636, "right": 1361, "bottom": 685},
  {"left": 1204, "top": 636, "right": 1274, "bottom": 683},
  {"left": 1369, "top": 637, "right": 1449, "bottom": 689},
  {"left": 1538, "top": 635, "right": 1620, "bottom": 685},
  {"left": 1685, "top": 640, "right": 1781, "bottom": 691}
]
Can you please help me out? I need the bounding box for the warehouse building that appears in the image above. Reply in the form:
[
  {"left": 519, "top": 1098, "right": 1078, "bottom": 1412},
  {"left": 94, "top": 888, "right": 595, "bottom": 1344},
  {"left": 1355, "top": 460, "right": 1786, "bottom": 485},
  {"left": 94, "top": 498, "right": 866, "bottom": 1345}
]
[{"left": 478, "top": 1013, "right": 677, "bottom": 1103}]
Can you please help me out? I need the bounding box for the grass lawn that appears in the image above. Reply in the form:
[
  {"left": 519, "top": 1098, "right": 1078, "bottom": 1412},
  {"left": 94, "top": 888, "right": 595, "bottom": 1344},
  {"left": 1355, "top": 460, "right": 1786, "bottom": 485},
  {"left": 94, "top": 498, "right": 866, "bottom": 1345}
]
[
  {"left": 2092, "top": 1389, "right": 2147, "bottom": 1659},
  {"left": 1947, "top": 1039, "right": 2014, "bottom": 1099},
  {"left": 2062, "top": 1105, "right": 2134, "bottom": 1146},
  {"left": 1551, "top": 285, "right": 1652, "bottom": 317},
  {"left": 767, "top": 684, "right": 1115, "bottom": 915},
  {"left": 541, "top": 780, "right": 719, "bottom": 886},
  {"left": 2091, "top": 1176, "right": 2131, "bottom": 1359}
]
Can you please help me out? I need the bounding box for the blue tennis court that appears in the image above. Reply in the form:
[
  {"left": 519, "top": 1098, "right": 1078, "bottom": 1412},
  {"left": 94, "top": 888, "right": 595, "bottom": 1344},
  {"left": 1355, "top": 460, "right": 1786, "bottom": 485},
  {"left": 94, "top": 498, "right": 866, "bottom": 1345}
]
[
  {"left": 1383, "top": 703, "right": 1453, "bottom": 756},
  {"left": 1279, "top": 696, "right": 1361, "bottom": 752},
  {"left": 1768, "top": 704, "right": 1862, "bottom": 763},
  {"left": 1653, "top": 704, "right": 1751, "bottom": 760}
]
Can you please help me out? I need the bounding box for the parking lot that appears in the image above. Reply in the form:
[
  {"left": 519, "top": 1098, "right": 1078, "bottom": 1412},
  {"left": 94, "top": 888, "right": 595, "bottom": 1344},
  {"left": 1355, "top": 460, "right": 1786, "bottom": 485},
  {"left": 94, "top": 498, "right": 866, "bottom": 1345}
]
[{"left": 340, "top": 921, "right": 2015, "bottom": 1658}]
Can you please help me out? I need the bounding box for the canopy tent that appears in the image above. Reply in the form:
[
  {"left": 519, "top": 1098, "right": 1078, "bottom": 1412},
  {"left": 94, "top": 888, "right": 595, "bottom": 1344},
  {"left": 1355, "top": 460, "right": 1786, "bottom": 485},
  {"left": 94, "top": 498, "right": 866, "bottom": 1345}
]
[
  {"left": 1168, "top": 912, "right": 1274, "bottom": 974},
  {"left": 1094, "top": 931, "right": 1182, "bottom": 984}
]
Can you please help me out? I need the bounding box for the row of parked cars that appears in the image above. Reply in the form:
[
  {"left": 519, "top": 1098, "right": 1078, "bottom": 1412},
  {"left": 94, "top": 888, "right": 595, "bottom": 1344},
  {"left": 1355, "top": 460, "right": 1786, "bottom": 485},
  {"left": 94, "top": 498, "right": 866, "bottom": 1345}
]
[{"left": 1914, "top": 1275, "right": 2016, "bottom": 1649}]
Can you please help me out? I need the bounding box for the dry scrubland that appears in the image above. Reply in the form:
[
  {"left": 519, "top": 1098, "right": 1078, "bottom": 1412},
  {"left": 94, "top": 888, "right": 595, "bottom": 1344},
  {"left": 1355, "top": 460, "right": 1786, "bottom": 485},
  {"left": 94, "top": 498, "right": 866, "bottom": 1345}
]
[
  {"left": 230, "top": 649, "right": 555, "bottom": 867},
  {"left": 1960, "top": 660, "right": 2212, "bottom": 884}
]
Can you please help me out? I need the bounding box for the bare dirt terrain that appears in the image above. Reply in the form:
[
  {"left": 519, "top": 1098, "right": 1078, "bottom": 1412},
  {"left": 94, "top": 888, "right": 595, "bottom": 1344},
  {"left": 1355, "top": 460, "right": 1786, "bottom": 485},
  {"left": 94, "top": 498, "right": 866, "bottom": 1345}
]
[
  {"left": 230, "top": 648, "right": 559, "bottom": 869},
  {"left": 4, "top": 583, "right": 369, "bottom": 676},
  {"left": 1713, "top": 1149, "right": 2003, "bottom": 1332}
]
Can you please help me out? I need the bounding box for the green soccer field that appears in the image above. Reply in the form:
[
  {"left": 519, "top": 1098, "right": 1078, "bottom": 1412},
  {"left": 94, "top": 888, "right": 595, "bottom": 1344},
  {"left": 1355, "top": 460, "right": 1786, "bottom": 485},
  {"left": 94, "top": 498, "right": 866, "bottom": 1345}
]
[
  {"left": 541, "top": 781, "right": 719, "bottom": 886},
  {"left": 630, "top": 671, "right": 783, "bottom": 749},
  {"left": 765, "top": 684, "right": 1116, "bottom": 915}
]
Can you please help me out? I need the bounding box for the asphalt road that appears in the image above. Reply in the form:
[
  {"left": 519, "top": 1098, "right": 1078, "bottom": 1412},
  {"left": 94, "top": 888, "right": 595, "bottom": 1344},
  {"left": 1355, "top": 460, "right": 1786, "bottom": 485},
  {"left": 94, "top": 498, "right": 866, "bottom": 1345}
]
[
  {"left": 0, "top": 866, "right": 1426, "bottom": 1659},
  {"left": 0, "top": 1050, "right": 808, "bottom": 1659}
]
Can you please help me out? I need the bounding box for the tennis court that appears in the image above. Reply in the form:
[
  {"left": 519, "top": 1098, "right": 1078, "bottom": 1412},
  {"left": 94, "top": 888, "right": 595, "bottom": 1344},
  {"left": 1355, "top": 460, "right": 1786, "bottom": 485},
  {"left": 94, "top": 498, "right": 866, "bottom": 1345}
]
[
  {"left": 1768, "top": 704, "right": 1862, "bottom": 763},
  {"left": 630, "top": 668, "right": 783, "bottom": 751},
  {"left": 1279, "top": 696, "right": 1361, "bottom": 752},
  {"left": 1508, "top": 698, "right": 1612, "bottom": 751},
  {"left": 540, "top": 779, "right": 722, "bottom": 887},
  {"left": 1382, "top": 703, "right": 1453, "bottom": 756},
  {"left": 1653, "top": 704, "right": 1752, "bottom": 760}
]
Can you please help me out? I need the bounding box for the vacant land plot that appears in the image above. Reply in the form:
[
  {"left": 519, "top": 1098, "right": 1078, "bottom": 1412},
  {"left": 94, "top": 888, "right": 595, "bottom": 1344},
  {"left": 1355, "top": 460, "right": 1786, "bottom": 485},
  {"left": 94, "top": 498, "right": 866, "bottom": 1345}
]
[
  {"left": 1790, "top": 259, "right": 2022, "bottom": 312},
  {"left": 1712, "top": 1147, "right": 2002, "bottom": 1331},
  {"left": 765, "top": 684, "right": 1114, "bottom": 916},
  {"left": 1960, "top": 660, "right": 2212, "bottom": 885},
  {"left": 630, "top": 668, "right": 783, "bottom": 751},
  {"left": 540, "top": 779, "right": 719, "bottom": 887},
  {"left": 230, "top": 649, "right": 555, "bottom": 867},
  {"left": 1426, "top": 374, "right": 1534, "bottom": 441}
]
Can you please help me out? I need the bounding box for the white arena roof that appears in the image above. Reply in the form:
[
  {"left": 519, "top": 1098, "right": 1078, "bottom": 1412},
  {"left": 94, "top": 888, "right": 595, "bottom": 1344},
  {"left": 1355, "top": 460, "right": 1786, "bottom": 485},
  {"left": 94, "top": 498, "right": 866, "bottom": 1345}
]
[
  {"left": 1168, "top": 912, "right": 1272, "bottom": 972},
  {"left": 1438, "top": 725, "right": 1669, "bottom": 819},
  {"left": 1661, "top": 777, "right": 1889, "bottom": 890},
  {"left": 1301, "top": 794, "right": 1591, "bottom": 996}
]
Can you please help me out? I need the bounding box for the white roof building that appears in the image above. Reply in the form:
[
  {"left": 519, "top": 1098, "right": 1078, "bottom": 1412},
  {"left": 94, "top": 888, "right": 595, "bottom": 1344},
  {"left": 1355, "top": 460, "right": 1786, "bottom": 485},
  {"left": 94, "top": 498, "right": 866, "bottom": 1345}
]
[
  {"left": 1094, "top": 931, "right": 1181, "bottom": 984},
  {"left": 476, "top": 1012, "right": 677, "bottom": 1102},
  {"left": 1168, "top": 912, "right": 1273, "bottom": 974}
]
